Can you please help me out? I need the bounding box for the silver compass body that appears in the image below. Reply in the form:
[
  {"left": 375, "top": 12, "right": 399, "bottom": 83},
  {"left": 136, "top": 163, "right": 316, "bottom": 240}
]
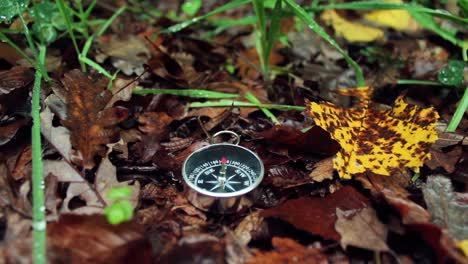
[{"left": 182, "top": 131, "right": 264, "bottom": 213}]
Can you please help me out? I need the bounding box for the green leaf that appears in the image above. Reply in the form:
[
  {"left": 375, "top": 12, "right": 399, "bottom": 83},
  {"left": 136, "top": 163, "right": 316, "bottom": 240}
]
[
  {"left": 30, "top": 1, "right": 58, "bottom": 22},
  {"left": 437, "top": 60, "right": 466, "bottom": 86},
  {"left": 103, "top": 200, "right": 134, "bottom": 225},
  {"left": 0, "top": 0, "right": 29, "bottom": 23},
  {"left": 51, "top": 12, "right": 66, "bottom": 30},
  {"left": 182, "top": 0, "right": 202, "bottom": 16},
  {"left": 32, "top": 23, "right": 57, "bottom": 44},
  {"left": 106, "top": 186, "right": 133, "bottom": 201}
]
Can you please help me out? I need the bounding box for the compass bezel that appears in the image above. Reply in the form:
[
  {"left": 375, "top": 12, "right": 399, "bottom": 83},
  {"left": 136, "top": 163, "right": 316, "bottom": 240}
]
[{"left": 182, "top": 143, "right": 264, "bottom": 198}]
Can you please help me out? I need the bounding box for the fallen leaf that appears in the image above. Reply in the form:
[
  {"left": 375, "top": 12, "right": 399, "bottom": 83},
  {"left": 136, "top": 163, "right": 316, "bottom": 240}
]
[
  {"left": 48, "top": 214, "right": 152, "bottom": 263},
  {"left": 40, "top": 107, "right": 73, "bottom": 161},
  {"left": 261, "top": 186, "right": 369, "bottom": 240},
  {"left": 335, "top": 207, "right": 389, "bottom": 251},
  {"left": 355, "top": 172, "right": 431, "bottom": 224},
  {"left": 321, "top": 10, "right": 385, "bottom": 42},
  {"left": 309, "top": 157, "right": 334, "bottom": 182},
  {"left": 422, "top": 175, "right": 468, "bottom": 240},
  {"left": 0, "top": 66, "right": 34, "bottom": 95},
  {"left": 308, "top": 86, "right": 439, "bottom": 179},
  {"left": 425, "top": 146, "right": 462, "bottom": 173},
  {"left": 159, "top": 240, "right": 225, "bottom": 264},
  {"left": 257, "top": 125, "right": 340, "bottom": 156},
  {"left": 137, "top": 111, "right": 173, "bottom": 162},
  {"left": 96, "top": 36, "right": 150, "bottom": 76},
  {"left": 364, "top": 0, "right": 415, "bottom": 31},
  {"left": 61, "top": 70, "right": 129, "bottom": 168},
  {"left": 234, "top": 211, "right": 264, "bottom": 245},
  {"left": 246, "top": 237, "right": 327, "bottom": 264},
  {"left": 10, "top": 144, "right": 31, "bottom": 180},
  {"left": 0, "top": 117, "right": 30, "bottom": 146}
]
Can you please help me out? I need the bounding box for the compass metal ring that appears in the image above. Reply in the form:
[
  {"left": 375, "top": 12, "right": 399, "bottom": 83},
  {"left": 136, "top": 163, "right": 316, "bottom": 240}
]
[{"left": 210, "top": 130, "right": 240, "bottom": 145}]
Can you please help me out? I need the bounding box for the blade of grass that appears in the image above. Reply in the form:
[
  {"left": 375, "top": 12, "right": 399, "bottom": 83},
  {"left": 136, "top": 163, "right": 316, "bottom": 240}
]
[
  {"left": 32, "top": 45, "right": 46, "bottom": 264},
  {"left": 446, "top": 87, "right": 468, "bottom": 132},
  {"left": 284, "top": 0, "right": 365, "bottom": 86},
  {"left": 133, "top": 88, "right": 240, "bottom": 99},
  {"left": 95, "top": 5, "right": 127, "bottom": 37},
  {"left": 163, "top": 0, "right": 251, "bottom": 33},
  {"left": 79, "top": 56, "right": 114, "bottom": 79},
  {"left": 190, "top": 99, "right": 306, "bottom": 111},
  {"left": 56, "top": 0, "right": 84, "bottom": 71},
  {"left": 265, "top": 0, "right": 283, "bottom": 62},
  {"left": 245, "top": 92, "right": 280, "bottom": 124},
  {"left": 252, "top": 0, "right": 268, "bottom": 76},
  {"left": 308, "top": 1, "right": 468, "bottom": 25},
  {"left": 0, "top": 31, "right": 36, "bottom": 69},
  {"left": 397, "top": 79, "right": 441, "bottom": 86},
  {"left": 409, "top": 9, "right": 465, "bottom": 49}
]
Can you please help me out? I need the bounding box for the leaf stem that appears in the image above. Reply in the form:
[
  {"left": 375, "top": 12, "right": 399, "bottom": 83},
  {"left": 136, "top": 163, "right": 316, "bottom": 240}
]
[{"left": 32, "top": 46, "right": 46, "bottom": 264}]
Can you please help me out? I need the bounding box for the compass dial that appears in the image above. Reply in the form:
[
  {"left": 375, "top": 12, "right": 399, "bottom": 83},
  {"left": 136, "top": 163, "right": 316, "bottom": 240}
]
[{"left": 182, "top": 143, "right": 264, "bottom": 198}]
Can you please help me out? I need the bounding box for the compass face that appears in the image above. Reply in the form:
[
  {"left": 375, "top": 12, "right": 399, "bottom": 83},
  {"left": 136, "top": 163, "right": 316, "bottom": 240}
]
[{"left": 182, "top": 143, "right": 264, "bottom": 197}]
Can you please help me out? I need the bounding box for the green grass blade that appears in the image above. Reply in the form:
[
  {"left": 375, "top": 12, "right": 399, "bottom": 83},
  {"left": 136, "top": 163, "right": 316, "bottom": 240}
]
[
  {"left": 163, "top": 0, "right": 251, "bottom": 33},
  {"left": 133, "top": 88, "right": 240, "bottom": 99},
  {"left": 308, "top": 1, "right": 468, "bottom": 25},
  {"left": 397, "top": 79, "right": 441, "bottom": 86},
  {"left": 265, "top": 0, "right": 283, "bottom": 61},
  {"left": 409, "top": 9, "right": 464, "bottom": 49},
  {"left": 284, "top": 0, "right": 365, "bottom": 86},
  {"left": 245, "top": 92, "right": 280, "bottom": 124},
  {"left": 95, "top": 6, "right": 127, "bottom": 37},
  {"left": 32, "top": 46, "right": 46, "bottom": 264},
  {"left": 55, "top": 0, "right": 80, "bottom": 55},
  {"left": 190, "top": 99, "right": 306, "bottom": 111},
  {"left": 0, "top": 31, "right": 36, "bottom": 68},
  {"left": 446, "top": 87, "right": 468, "bottom": 132},
  {"left": 79, "top": 56, "right": 113, "bottom": 79}
]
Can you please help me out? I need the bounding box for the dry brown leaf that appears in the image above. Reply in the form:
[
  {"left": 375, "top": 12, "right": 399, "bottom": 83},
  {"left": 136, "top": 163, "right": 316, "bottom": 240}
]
[
  {"left": 61, "top": 70, "right": 129, "bottom": 169},
  {"left": 41, "top": 107, "right": 73, "bottom": 161},
  {"left": 309, "top": 157, "right": 334, "bottom": 182},
  {"left": 246, "top": 237, "right": 327, "bottom": 264},
  {"left": 335, "top": 207, "right": 389, "bottom": 252},
  {"left": 261, "top": 186, "right": 369, "bottom": 240},
  {"left": 137, "top": 111, "right": 173, "bottom": 162},
  {"left": 0, "top": 66, "right": 34, "bottom": 95},
  {"left": 47, "top": 214, "right": 152, "bottom": 263},
  {"left": 234, "top": 211, "right": 264, "bottom": 245},
  {"left": 96, "top": 36, "right": 150, "bottom": 76}
]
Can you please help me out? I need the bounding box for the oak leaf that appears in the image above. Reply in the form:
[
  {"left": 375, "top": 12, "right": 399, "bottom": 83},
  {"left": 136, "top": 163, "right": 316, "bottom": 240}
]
[
  {"left": 61, "top": 70, "right": 129, "bottom": 168},
  {"left": 308, "top": 86, "right": 439, "bottom": 179}
]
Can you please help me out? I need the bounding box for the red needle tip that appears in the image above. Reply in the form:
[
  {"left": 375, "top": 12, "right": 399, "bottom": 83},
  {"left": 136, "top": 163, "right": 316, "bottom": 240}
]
[{"left": 220, "top": 157, "right": 227, "bottom": 164}]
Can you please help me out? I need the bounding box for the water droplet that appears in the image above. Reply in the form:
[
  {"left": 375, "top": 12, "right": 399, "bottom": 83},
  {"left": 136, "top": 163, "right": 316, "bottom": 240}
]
[
  {"left": 33, "top": 221, "right": 46, "bottom": 231},
  {"left": 39, "top": 206, "right": 45, "bottom": 212}
]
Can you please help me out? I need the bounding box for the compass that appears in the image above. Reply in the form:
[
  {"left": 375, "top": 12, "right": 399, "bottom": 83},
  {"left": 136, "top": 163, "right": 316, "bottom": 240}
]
[{"left": 182, "top": 131, "right": 264, "bottom": 212}]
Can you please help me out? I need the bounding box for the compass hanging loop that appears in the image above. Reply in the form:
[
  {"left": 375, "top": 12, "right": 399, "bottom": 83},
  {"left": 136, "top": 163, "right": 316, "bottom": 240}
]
[{"left": 210, "top": 130, "right": 240, "bottom": 145}]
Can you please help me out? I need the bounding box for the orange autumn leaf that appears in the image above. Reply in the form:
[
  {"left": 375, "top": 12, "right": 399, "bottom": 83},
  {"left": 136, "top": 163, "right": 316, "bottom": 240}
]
[{"left": 308, "top": 86, "right": 439, "bottom": 179}]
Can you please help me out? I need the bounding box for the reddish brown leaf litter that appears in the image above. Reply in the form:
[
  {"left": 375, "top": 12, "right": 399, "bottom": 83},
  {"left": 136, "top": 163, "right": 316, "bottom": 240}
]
[{"left": 261, "top": 186, "right": 370, "bottom": 241}]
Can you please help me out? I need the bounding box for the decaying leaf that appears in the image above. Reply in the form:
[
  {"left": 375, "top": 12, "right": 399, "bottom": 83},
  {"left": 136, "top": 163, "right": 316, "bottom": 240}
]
[
  {"left": 335, "top": 207, "right": 389, "bottom": 251},
  {"left": 261, "top": 186, "right": 369, "bottom": 240},
  {"left": 422, "top": 175, "right": 468, "bottom": 240},
  {"left": 96, "top": 36, "right": 150, "bottom": 76},
  {"left": 309, "top": 86, "right": 439, "bottom": 179},
  {"left": 48, "top": 214, "right": 152, "bottom": 263},
  {"left": 40, "top": 107, "right": 73, "bottom": 161},
  {"left": 0, "top": 66, "right": 34, "bottom": 95},
  {"left": 363, "top": 0, "right": 416, "bottom": 31},
  {"left": 61, "top": 70, "right": 129, "bottom": 168},
  {"left": 309, "top": 157, "right": 335, "bottom": 182},
  {"left": 137, "top": 112, "right": 173, "bottom": 162},
  {"left": 355, "top": 172, "right": 431, "bottom": 224},
  {"left": 246, "top": 237, "right": 327, "bottom": 264},
  {"left": 234, "top": 211, "right": 264, "bottom": 245}
]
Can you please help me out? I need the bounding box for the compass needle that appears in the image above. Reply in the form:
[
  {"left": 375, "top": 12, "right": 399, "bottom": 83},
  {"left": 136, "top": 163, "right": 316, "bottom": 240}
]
[
  {"left": 209, "top": 183, "right": 221, "bottom": 191},
  {"left": 225, "top": 183, "right": 236, "bottom": 192}
]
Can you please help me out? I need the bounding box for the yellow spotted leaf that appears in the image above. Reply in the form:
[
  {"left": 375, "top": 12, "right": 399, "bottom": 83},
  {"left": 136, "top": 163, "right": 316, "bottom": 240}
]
[
  {"left": 364, "top": 0, "right": 413, "bottom": 31},
  {"left": 458, "top": 240, "right": 468, "bottom": 256},
  {"left": 308, "top": 87, "right": 439, "bottom": 179},
  {"left": 321, "top": 10, "right": 384, "bottom": 43}
]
